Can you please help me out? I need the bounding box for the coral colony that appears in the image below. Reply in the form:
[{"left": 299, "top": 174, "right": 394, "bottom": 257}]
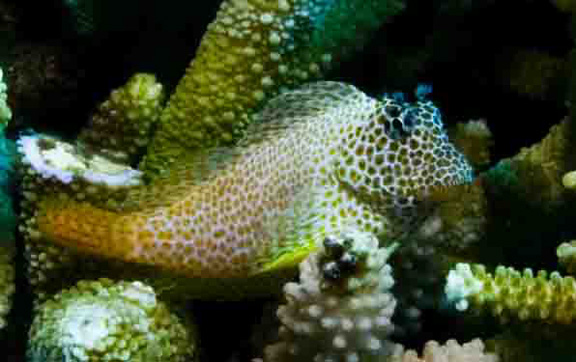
[{"left": 0, "top": 0, "right": 575, "bottom": 361}]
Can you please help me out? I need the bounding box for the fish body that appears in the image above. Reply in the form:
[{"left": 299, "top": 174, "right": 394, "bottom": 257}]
[{"left": 37, "top": 82, "right": 473, "bottom": 283}]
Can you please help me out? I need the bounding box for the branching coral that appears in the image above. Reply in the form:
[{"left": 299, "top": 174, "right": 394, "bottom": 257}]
[
  {"left": 557, "top": 240, "right": 576, "bottom": 273},
  {"left": 445, "top": 263, "right": 576, "bottom": 324},
  {"left": 261, "top": 230, "right": 398, "bottom": 361},
  {"left": 15, "top": 74, "right": 163, "bottom": 300},
  {"left": 0, "top": 67, "right": 10, "bottom": 131},
  {"left": 389, "top": 339, "right": 497, "bottom": 362},
  {"left": 449, "top": 119, "right": 493, "bottom": 170},
  {"left": 0, "top": 243, "right": 15, "bottom": 330},
  {"left": 17, "top": 131, "right": 144, "bottom": 301},
  {"left": 77, "top": 73, "right": 165, "bottom": 164},
  {"left": 484, "top": 118, "right": 574, "bottom": 211},
  {"left": 260, "top": 230, "right": 497, "bottom": 362},
  {"left": 27, "top": 278, "right": 198, "bottom": 362},
  {"left": 0, "top": 69, "right": 15, "bottom": 331},
  {"left": 140, "top": 0, "right": 406, "bottom": 176}
]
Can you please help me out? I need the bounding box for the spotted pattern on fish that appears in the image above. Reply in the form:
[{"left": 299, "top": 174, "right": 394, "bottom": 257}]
[{"left": 36, "top": 82, "right": 473, "bottom": 280}]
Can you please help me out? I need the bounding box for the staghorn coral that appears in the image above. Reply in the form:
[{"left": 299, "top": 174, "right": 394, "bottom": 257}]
[
  {"left": 261, "top": 230, "right": 399, "bottom": 362},
  {"left": 17, "top": 132, "right": 144, "bottom": 301},
  {"left": 259, "top": 230, "right": 497, "bottom": 362},
  {"left": 0, "top": 243, "right": 15, "bottom": 330},
  {"left": 27, "top": 278, "right": 198, "bottom": 362},
  {"left": 0, "top": 71, "right": 15, "bottom": 331},
  {"left": 483, "top": 118, "right": 574, "bottom": 211},
  {"left": 0, "top": 67, "right": 10, "bottom": 131},
  {"left": 445, "top": 263, "right": 576, "bottom": 325},
  {"left": 388, "top": 339, "right": 497, "bottom": 362},
  {"left": 449, "top": 119, "right": 493, "bottom": 170},
  {"left": 15, "top": 74, "right": 164, "bottom": 302},
  {"left": 31, "top": 81, "right": 472, "bottom": 299},
  {"left": 556, "top": 240, "right": 576, "bottom": 274},
  {"left": 77, "top": 73, "right": 165, "bottom": 164},
  {"left": 140, "top": 0, "right": 406, "bottom": 176}
]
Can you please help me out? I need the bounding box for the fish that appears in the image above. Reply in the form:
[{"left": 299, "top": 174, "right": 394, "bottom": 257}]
[{"left": 35, "top": 81, "right": 473, "bottom": 296}]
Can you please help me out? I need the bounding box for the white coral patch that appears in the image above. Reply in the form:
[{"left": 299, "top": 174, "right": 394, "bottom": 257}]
[{"left": 17, "top": 134, "right": 143, "bottom": 186}]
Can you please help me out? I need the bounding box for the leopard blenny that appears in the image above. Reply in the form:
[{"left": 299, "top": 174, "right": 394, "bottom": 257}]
[{"left": 35, "top": 81, "right": 472, "bottom": 291}]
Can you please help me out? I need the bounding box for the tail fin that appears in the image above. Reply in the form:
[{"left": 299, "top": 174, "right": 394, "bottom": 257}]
[{"left": 36, "top": 197, "right": 133, "bottom": 260}]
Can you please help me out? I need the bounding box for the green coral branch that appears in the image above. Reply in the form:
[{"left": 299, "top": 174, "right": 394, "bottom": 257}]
[
  {"left": 0, "top": 67, "right": 11, "bottom": 132},
  {"left": 140, "top": 0, "right": 406, "bottom": 176},
  {"left": 445, "top": 263, "right": 576, "bottom": 325}
]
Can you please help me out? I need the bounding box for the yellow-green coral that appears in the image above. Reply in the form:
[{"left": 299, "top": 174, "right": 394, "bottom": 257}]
[
  {"left": 449, "top": 119, "right": 493, "bottom": 169},
  {"left": 16, "top": 131, "right": 147, "bottom": 301},
  {"left": 561, "top": 170, "right": 576, "bottom": 189},
  {"left": 140, "top": 0, "right": 406, "bottom": 176},
  {"left": 485, "top": 118, "right": 574, "bottom": 211},
  {"left": 78, "top": 73, "right": 165, "bottom": 164},
  {"left": 0, "top": 244, "right": 15, "bottom": 330},
  {"left": 27, "top": 278, "right": 197, "bottom": 362},
  {"left": 557, "top": 241, "right": 576, "bottom": 274},
  {"left": 445, "top": 263, "right": 576, "bottom": 325},
  {"left": 15, "top": 73, "right": 165, "bottom": 301},
  {"left": 33, "top": 81, "right": 472, "bottom": 298},
  {"left": 0, "top": 67, "right": 11, "bottom": 132}
]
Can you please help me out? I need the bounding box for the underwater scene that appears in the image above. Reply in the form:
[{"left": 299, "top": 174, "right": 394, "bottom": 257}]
[{"left": 0, "top": 0, "right": 575, "bottom": 361}]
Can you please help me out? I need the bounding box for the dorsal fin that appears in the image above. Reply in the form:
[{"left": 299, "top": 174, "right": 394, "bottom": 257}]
[
  {"left": 122, "top": 147, "right": 241, "bottom": 211},
  {"left": 123, "top": 82, "right": 367, "bottom": 212},
  {"left": 238, "top": 81, "right": 367, "bottom": 148}
]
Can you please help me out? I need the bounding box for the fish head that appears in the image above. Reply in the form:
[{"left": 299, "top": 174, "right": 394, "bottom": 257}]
[{"left": 336, "top": 96, "right": 474, "bottom": 217}]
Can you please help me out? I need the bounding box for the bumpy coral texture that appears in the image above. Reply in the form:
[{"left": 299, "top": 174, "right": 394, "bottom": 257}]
[
  {"left": 141, "top": 0, "right": 406, "bottom": 175},
  {"left": 0, "top": 244, "right": 15, "bottom": 330},
  {"left": 388, "top": 339, "right": 497, "bottom": 362},
  {"left": 262, "top": 230, "right": 398, "bottom": 362},
  {"left": 0, "top": 70, "right": 16, "bottom": 330},
  {"left": 78, "top": 73, "right": 165, "bottom": 164},
  {"left": 445, "top": 263, "right": 576, "bottom": 324},
  {"left": 0, "top": 68, "right": 10, "bottom": 131},
  {"left": 485, "top": 119, "right": 572, "bottom": 211},
  {"left": 449, "top": 119, "right": 493, "bottom": 169},
  {"left": 27, "top": 278, "right": 197, "bottom": 362},
  {"left": 36, "top": 82, "right": 472, "bottom": 288},
  {"left": 557, "top": 240, "right": 576, "bottom": 274},
  {"left": 17, "top": 132, "right": 144, "bottom": 301}
]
